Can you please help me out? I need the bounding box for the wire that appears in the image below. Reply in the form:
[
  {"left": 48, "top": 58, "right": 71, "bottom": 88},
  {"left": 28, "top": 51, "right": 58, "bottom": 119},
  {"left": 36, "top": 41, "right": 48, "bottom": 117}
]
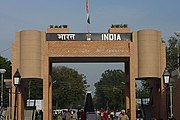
[{"left": 0, "top": 47, "right": 11, "bottom": 54}]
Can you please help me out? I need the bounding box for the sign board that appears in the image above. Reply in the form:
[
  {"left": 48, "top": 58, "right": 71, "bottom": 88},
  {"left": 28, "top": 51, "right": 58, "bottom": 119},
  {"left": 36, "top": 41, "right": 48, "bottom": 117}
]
[
  {"left": 46, "top": 33, "right": 132, "bottom": 41},
  {"left": 27, "top": 100, "right": 43, "bottom": 110}
]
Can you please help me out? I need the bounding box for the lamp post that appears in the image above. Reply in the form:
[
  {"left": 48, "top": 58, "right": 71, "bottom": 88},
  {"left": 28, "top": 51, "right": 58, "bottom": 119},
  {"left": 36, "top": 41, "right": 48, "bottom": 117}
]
[
  {"left": 163, "top": 68, "right": 175, "bottom": 119},
  {"left": 163, "top": 69, "right": 170, "bottom": 84},
  {"left": 0, "top": 69, "right": 6, "bottom": 106},
  {"left": 4, "top": 80, "right": 12, "bottom": 120},
  {"left": 0, "top": 69, "right": 6, "bottom": 120},
  {"left": 13, "top": 69, "right": 21, "bottom": 120}
]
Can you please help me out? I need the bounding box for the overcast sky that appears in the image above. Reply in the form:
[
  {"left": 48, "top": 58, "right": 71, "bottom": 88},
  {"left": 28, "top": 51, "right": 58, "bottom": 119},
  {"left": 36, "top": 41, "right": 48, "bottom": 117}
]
[{"left": 0, "top": 0, "right": 180, "bottom": 94}]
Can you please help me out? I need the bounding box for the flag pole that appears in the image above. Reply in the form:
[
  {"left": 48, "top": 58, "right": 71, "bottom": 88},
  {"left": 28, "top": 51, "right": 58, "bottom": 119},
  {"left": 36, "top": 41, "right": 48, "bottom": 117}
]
[
  {"left": 87, "top": 22, "right": 91, "bottom": 40},
  {"left": 86, "top": 0, "right": 91, "bottom": 40}
]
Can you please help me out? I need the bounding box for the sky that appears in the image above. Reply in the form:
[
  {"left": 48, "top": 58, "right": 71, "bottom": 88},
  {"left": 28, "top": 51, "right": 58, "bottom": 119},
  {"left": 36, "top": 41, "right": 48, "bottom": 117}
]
[
  {"left": 1, "top": 0, "right": 180, "bottom": 58},
  {"left": 0, "top": 0, "right": 180, "bottom": 94}
]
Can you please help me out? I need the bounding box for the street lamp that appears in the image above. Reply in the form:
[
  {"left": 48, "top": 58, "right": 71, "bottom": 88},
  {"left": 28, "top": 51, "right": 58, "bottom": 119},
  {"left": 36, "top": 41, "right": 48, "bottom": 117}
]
[
  {"left": 0, "top": 69, "right": 6, "bottom": 119},
  {"left": 13, "top": 69, "right": 21, "bottom": 120},
  {"left": 163, "top": 68, "right": 175, "bottom": 119},
  {"left": 163, "top": 69, "right": 170, "bottom": 85}
]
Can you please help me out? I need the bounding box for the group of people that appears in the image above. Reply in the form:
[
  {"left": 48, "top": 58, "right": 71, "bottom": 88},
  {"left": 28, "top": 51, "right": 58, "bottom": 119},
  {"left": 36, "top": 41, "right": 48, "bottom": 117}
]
[
  {"left": 53, "top": 109, "right": 86, "bottom": 120},
  {"left": 97, "top": 109, "right": 129, "bottom": 120},
  {"left": 53, "top": 108, "right": 129, "bottom": 120}
]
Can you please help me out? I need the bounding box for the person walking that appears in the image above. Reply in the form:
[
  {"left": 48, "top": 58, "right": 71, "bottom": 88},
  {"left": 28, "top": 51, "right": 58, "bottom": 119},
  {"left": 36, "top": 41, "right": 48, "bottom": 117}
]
[
  {"left": 118, "top": 110, "right": 129, "bottom": 120},
  {"left": 72, "top": 110, "right": 78, "bottom": 120},
  {"left": 80, "top": 109, "right": 85, "bottom": 120},
  {"left": 65, "top": 109, "right": 71, "bottom": 120},
  {"left": 56, "top": 112, "right": 63, "bottom": 120},
  {"left": 77, "top": 109, "right": 81, "bottom": 120},
  {"left": 102, "top": 111, "right": 109, "bottom": 120},
  {"left": 97, "top": 111, "right": 102, "bottom": 120},
  {"left": 110, "top": 110, "right": 114, "bottom": 120}
]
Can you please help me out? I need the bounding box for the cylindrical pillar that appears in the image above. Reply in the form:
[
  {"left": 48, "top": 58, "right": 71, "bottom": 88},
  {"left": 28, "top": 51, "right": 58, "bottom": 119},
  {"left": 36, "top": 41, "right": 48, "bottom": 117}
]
[
  {"left": 137, "top": 30, "right": 162, "bottom": 78},
  {"left": 19, "top": 30, "right": 42, "bottom": 78}
]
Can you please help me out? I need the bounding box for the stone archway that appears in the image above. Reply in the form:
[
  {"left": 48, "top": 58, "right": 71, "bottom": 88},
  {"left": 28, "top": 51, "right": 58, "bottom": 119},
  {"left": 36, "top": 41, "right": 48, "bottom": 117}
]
[{"left": 12, "top": 26, "right": 166, "bottom": 120}]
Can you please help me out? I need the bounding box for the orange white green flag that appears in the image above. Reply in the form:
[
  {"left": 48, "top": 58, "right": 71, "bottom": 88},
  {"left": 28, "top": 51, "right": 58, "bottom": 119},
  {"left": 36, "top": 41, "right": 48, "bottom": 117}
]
[{"left": 86, "top": 0, "right": 90, "bottom": 24}]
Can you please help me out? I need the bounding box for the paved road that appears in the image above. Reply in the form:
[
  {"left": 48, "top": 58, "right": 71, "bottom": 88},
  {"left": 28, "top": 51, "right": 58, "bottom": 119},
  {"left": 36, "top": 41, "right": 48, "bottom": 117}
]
[{"left": 110, "top": 118, "right": 118, "bottom": 120}]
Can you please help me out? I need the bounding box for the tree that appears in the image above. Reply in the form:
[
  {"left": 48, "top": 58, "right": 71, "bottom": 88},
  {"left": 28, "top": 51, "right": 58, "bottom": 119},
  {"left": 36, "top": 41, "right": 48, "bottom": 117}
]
[
  {"left": 27, "top": 79, "right": 43, "bottom": 100},
  {"left": 52, "top": 66, "right": 87, "bottom": 109},
  {"left": 136, "top": 80, "right": 150, "bottom": 98},
  {"left": 0, "top": 55, "right": 11, "bottom": 78},
  {"left": 0, "top": 55, "right": 12, "bottom": 107},
  {"left": 165, "top": 35, "right": 180, "bottom": 117},
  {"left": 94, "top": 69, "right": 126, "bottom": 110},
  {"left": 166, "top": 36, "right": 178, "bottom": 71}
]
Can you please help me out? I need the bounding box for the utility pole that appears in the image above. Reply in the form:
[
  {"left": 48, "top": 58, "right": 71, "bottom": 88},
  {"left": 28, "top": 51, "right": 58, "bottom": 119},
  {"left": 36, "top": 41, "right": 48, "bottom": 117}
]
[{"left": 0, "top": 69, "right": 6, "bottom": 119}]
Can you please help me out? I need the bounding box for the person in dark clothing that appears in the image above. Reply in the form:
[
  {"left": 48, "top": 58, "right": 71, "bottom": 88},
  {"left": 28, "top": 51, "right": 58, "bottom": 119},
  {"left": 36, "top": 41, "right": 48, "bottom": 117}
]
[
  {"left": 77, "top": 109, "right": 81, "bottom": 120},
  {"left": 81, "top": 110, "right": 85, "bottom": 120},
  {"left": 35, "top": 110, "right": 43, "bottom": 120},
  {"left": 39, "top": 110, "right": 43, "bottom": 120}
]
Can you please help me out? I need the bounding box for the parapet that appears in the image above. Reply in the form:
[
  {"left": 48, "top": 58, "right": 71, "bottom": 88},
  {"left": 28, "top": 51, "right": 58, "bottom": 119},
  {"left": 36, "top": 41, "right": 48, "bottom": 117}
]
[
  {"left": 47, "top": 25, "right": 69, "bottom": 33},
  {"left": 108, "top": 24, "right": 131, "bottom": 33}
]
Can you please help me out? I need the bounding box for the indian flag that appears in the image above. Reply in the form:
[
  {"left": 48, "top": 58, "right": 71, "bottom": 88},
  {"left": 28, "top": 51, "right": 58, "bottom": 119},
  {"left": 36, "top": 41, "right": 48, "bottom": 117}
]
[{"left": 86, "top": 0, "right": 90, "bottom": 24}]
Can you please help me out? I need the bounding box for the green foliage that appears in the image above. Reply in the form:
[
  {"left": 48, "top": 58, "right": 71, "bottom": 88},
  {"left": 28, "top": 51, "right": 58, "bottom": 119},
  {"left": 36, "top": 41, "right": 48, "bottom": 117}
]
[
  {"left": 136, "top": 80, "right": 150, "bottom": 98},
  {"left": 166, "top": 36, "right": 178, "bottom": 71},
  {"left": 0, "top": 55, "right": 11, "bottom": 78},
  {"left": 94, "top": 69, "right": 126, "bottom": 110},
  {"left": 0, "top": 55, "right": 12, "bottom": 107},
  {"left": 166, "top": 35, "right": 180, "bottom": 116},
  {"left": 27, "top": 80, "right": 43, "bottom": 100},
  {"left": 52, "top": 66, "right": 87, "bottom": 109}
]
